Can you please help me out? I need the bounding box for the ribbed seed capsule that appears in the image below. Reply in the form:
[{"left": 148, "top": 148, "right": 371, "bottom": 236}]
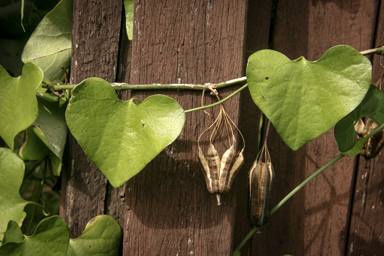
[
  {"left": 249, "top": 144, "right": 274, "bottom": 227},
  {"left": 355, "top": 119, "right": 384, "bottom": 159},
  {"left": 198, "top": 147, "right": 213, "bottom": 193},
  {"left": 207, "top": 144, "right": 220, "bottom": 193},
  {"left": 219, "top": 144, "right": 235, "bottom": 193},
  {"left": 361, "top": 119, "right": 384, "bottom": 159},
  {"left": 224, "top": 150, "right": 245, "bottom": 194},
  {"left": 197, "top": 86, "right": 246, "bottom": 205}
]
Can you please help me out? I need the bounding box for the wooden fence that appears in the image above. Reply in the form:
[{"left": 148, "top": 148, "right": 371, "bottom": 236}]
[{"left": 61, "top": 0, "right": 384, "bottom": 255}]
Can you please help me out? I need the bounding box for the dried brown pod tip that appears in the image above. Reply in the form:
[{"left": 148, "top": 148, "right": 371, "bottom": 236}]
[{"left": 354, "top": 118, "right": 384, "bottom": 159}]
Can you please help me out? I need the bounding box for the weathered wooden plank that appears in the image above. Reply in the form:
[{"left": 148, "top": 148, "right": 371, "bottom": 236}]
[
  {"left": 251, "top": 0, "right": 379, "bottom": 255},
  {"left": 121, "top": 0, "right": 249, "bottom": 255},
  {"left": 231, "top": 0, "right": 274, "bottom": 253},
  {"left": 62, "top": 0, "right": 122, "bottom": 237},
  {"left": 347, "top": 1, "right": 384, "bottom": 254}
]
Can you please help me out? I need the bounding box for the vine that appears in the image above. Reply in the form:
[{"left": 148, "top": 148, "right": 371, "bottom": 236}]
[{"left": 1, "top": 0, "right": 384, "bottom": 255}]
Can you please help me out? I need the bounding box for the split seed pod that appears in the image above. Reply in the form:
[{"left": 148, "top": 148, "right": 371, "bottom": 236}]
[
  {"left": 355, "top": 118, "right": 384, "bottom": 159},
  {"left": 198, "top": 86, "right": 245, "bottom": 205},
  {"left": 249, "top": 139, "right": 274, "bottom": 227}
]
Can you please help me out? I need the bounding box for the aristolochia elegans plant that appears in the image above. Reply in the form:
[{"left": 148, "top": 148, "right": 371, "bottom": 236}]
[{"left": 1, "top": 0, "right": 384, "bottom": 255}]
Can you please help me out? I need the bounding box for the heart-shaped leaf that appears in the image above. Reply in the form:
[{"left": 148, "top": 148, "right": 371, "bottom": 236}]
[
  {"left": 67, "top": 215, "right": 122, "bottom": 256},
  {"left": 246, "top": 45, "right": 371, "bottom": 150},
  {"left": 21, "top": 0, "right": 72, "bottom": 82},
  {"left": 335, "top": 84, "right": 384, "bottom": 155},
  {"left": 0, "top": 216, "right": 70, "bottom": 256},
  {"left": 0, "top": 148, "right": 29, "bottom": 241},
  {"left": 66, "top": 78, "right": 185, "bottom": 187},
  {"left": 0, "top": 63, "right": 43, "bottom": 150}
]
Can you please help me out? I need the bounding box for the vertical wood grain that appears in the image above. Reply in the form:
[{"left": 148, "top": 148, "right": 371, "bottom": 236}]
[
  {"left": 121, "top": 0, "right": 249, "bottom": 255},
  {"left": 347, "top": 1, "right": 384, "bottom": 255},
  {"left": 251, "top": 0, "right": 380, "bottom": 255}
]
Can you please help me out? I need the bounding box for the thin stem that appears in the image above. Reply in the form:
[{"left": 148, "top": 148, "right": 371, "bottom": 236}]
[
  {"left": 44, "top": 76, "right": 247, "bottom": 91},
  {"left": 360, "top": 46, "right": 384, "bottom": 55},
  {"left": 44, "top": 46, "right": 383, "bottom": 93},
  {"left": 270, "top": 153, "right": 344, "bottom": 215},
  {"left": 184, "top": 84, "right": 248, "bottom": 113}
]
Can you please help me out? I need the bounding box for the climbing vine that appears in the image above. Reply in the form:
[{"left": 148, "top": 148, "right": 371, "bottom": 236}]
[{"left": 1, "top": 0, "right": 384, "bottom": 255}]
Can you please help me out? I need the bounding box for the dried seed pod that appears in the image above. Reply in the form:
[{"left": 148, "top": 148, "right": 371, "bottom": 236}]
[
  {"left": 354, "top": 118, "right": 384, "bottom": 159},
  {"left": 223, "top": 149, "right": 245, "bottom": 194},
  {"left": 354, "top": 118, "right": 365, "bottom": 137},
  {"left": 249, "top": 142, "right": 274, "bottom": 227},
  {"left": 208, "top": 144, "right": 221, "bottom": 193},
  {"left": 219, "top": 144, "right": 236, "bottom": 193},
  {"left": 360, "top": 119, "right": 384, "bottom": 159},
  {"left": 197, "top": 86, "right": 246, "bottom": 205},
  {"left": 198, "top": 147, "right": 213, "bottom": 193}
]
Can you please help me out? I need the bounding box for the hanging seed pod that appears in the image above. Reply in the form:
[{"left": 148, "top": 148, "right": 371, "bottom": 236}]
[
  {"left": 354, "top": 75, "right": 384, "bottom": 159},
  {"left": 208, "top": 144, "right": 221, "bottom": 193},
  {"left": 249, "top": 122, "right": 274, "bottom": 228},
  {"left": 354, "top": 118, "right": 365, "bottom": 137},
  {"left": 224, "top": 149, "right": 245, "bottom": 194},
  {"left": 356, "top": 119, "right": 384, "bottom": 159},
  {"left": 197, "top": 86, "right": 245, "bottom": 205},
  {"left": 198, "top": 147, "right": 213, "bottom": 193}
]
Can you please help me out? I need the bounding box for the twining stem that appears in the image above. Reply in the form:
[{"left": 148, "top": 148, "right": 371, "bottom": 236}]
[
  {"left": 44, "top": 76, "right": 247, "bottom": 91},
  {"left": 360, "top": 46, "right": 384, "bottom": 55},
  {"left": 184, "top": 84, "right": 249, "bottom": 113},
  {"left": 233, "top": 122, "right": 384, "bottom": 254}
]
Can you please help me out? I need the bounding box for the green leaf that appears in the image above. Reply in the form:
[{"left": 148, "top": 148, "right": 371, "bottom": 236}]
[
  {"left": 232, "top": 251, "right": 241, "bottom": 256},
  {"left": 246, "top": 45, "right": 371, "bottom": 150},
  {"left": 0, "top": 216, "right": 70, "bottom": 256},
  {"left": 48, "top": 153, "right": 63, "bottom": 177},
  {"left": 123, "top": 0, "right": 134, "bottom": 40},
  {"left": 0, "top": 63, "right": 43, "bottom": 150},
  {"left": 67, "top": 215, "right": 122, "bottom": 256},
  {"left": 335, "top": 84, "right": 384, "bottom": 155},
  {"left": 33, "top": 98, "right": 68, "bottom": 163},
  {"left": 0, "top": 148, "right": 29, "bottom": 241},
  {"left": 65, "top": 78, "right": 186, "bottom": 187},
  {"left": 21, "top": 0, "right": 72, "bottom": 82},
  {"left": 19, "top": 126, "right": 50, "bottom": 161},
  {"left": 2, "top": 221, "right": 24, "bottom": 244}
]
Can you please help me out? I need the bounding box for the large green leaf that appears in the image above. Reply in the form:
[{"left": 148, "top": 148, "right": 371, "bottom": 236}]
[
  {"left": 246, "top": 45, "right": 371, "bottom": 150},
  {"left": 0, "top": 216, "right": 69, "bottom": 256},
  {"left": 0, "top": 63, "right": 43, "bottom": 150},
  {"left": 0, "top": 148, "right": 29, "bottom": 241},
  {"left": 65, "top": 78, "right": 186, "bottom": 187},
  {"left": 67, "top": 215, "right": 122, "bottom": 256},
  {"left": 21, "top": 0, "right": 72, "bottom": 82},
  {"left": 335, "top": 84, "right": 384, "bottom": 155}
]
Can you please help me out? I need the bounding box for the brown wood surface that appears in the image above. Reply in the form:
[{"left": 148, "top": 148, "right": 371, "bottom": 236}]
[
  {"left": 61, "top": 0, "right": 123, "bottom": 237},
  {"left": 62, "top": 0, "right": 384, "bottom": 255},
  {"left": 250, "top": 1, "right": 382, "bottom": 255},
  {"left": 120, "top": 1, "right": 251, "bottom": 255},
  {"left": 347, "top": 1, "right": 384, "bottom": 255}
]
